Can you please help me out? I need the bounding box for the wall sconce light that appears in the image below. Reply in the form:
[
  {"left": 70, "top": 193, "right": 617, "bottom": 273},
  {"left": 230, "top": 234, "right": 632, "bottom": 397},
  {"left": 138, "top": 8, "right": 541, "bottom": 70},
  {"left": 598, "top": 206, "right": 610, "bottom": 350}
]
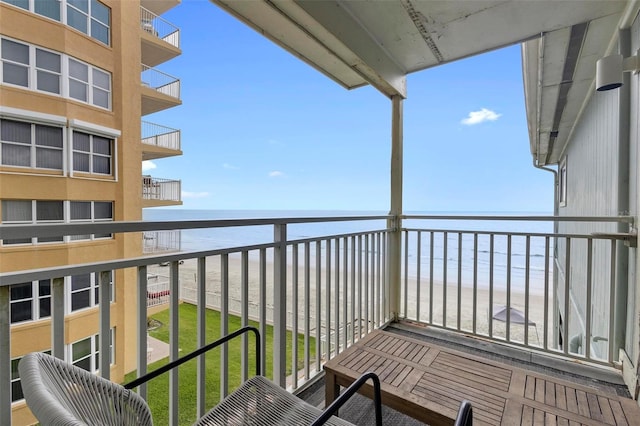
[{"left": 596, "top": 49, "right": 640, "bottom": 91}]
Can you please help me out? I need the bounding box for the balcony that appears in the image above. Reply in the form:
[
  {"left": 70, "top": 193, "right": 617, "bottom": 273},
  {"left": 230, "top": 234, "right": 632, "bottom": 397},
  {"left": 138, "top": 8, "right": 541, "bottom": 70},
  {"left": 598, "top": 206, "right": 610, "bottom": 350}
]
[
  {"left": 142, "top": 121, "right": 182, "bottom": 160},
  {"left": 143, "top": 230, "right": 181, "bottom": 254},
  {"left": 142, "top": 176, "right": 182, "bottom": 207},
  {"left": 141, "top": 65, "right": 181, "bottom": 115},
  {"left": 140, "top": 0, "right": 180, "bottom": 16},
  {"left": 1, "top": 215, "right": 637, "bottom": 425},
  {"left": 140, "top": 6, "right": 181, "bottom": 67}
]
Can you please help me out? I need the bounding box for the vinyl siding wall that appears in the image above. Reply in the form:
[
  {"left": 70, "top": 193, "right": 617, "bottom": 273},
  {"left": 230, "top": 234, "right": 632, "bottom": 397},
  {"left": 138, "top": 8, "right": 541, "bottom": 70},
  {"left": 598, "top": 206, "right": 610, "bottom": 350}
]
[{"left": 557, "top": 12, "right": 639, "bottom": 364}]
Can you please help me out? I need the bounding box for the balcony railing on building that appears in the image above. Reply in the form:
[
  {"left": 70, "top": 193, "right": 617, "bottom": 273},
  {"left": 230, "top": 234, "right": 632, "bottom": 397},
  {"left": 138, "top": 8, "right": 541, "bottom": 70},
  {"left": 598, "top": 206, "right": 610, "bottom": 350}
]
[
  {"left": 141, "top": 65, "right": 180, "bottom": 98},
  {"left": 146, "top": 272, "right": 171, "bottom": 308},
  {"left": 140, "top": 6, "right": 180, "bottom": 49},
  {"left": 142, "top": 121, "right": 181, "bottom": 151},
  {"left": 141, "top": 65, "right": 181, "bottom": 115},
  {"left": 143, "top": 230, "right": 181, "bottom": 254},
  {"left": 142, "top": 176, "right": 181, "bottom": 202},
  {"left": 0, "top": 214, "right": 633, "bottom": 425}
]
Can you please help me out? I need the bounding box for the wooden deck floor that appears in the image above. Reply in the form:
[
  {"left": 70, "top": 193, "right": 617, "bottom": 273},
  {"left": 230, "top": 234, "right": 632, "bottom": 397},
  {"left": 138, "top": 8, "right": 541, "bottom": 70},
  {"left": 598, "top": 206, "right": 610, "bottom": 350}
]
[{"left": 320, "top": 327, "right": 639, "bottom": 425}]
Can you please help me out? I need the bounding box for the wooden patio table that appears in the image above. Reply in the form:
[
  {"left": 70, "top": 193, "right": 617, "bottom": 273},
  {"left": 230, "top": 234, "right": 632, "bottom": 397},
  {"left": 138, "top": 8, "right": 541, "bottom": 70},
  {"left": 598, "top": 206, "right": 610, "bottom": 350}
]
[{"left": 323, "top": 329, "right": 639, "bottom": 425}]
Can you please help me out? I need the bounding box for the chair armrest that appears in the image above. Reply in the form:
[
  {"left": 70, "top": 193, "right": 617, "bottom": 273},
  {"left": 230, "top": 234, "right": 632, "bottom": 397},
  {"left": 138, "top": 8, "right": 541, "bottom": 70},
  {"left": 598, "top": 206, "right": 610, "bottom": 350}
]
[
  {"left": 310, "top": 371, "right": 383, "bottom": 426},
  {"left": 124, "top": 326, "right": 260, "bottom": 389},
  {"left": 454, "top": 400, "right": 473, "bottom": 426}
]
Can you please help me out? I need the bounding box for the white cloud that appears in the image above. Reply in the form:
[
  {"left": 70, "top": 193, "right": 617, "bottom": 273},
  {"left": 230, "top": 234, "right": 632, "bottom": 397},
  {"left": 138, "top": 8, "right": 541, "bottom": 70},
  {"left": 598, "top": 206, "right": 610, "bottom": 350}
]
[
  {"left": 461, "top": 108, "right": 501, "bottom": 125},
  {"left": 223, "top": 163, "right": 238, "bottom": 170},
  {"left": 182, "top": 191, "right": 210, "bottom": 198},
  {"left": 142, "top": 160, "right": 157, "bottom": 171},
  {"left": 268, "top": 171, "right": 284, "bottom": 178}
]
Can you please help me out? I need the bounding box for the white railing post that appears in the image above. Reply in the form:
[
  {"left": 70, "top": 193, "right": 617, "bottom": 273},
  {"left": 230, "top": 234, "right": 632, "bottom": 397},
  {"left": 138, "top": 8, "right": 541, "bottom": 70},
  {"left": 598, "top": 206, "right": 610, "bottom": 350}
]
[
  {"left": 51, "top": 277, "right": 65, "bottom": 359},
  {"left": 388, "top": 94, "right": 403, "bottom": 321},
  {"left": 169, "top": 261, "right": 179, "bottom": 426},
  {"left": 0, "top": 286, "right": 10, "bottom": 426},
  {"left": 273, "top": 224, "right": 287, "bottom": 387},
  {"left": 137, "top": 266, "right": 148, "bottom": 400},
  {"left": 99, "top": 270, "right": 111, "bottom": 379},
  {"left": 196, "top": 257, "right": 206, "bottom": 418}
]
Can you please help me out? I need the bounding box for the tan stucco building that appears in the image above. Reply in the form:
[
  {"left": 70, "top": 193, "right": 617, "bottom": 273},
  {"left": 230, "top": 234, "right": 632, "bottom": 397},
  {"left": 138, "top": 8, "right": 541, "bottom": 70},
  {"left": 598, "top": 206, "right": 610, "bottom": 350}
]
[{"left": 0, "top": 0, "right": 182, "bottom": 423}]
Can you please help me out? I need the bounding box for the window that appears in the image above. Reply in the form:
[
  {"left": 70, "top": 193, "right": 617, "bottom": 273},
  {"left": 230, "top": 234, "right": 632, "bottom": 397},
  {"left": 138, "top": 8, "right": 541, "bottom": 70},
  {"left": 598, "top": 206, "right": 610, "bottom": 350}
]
[
  {"left": 1, "top": 200, "right": 112, "bottom": 246},
  {"left": 93, "top": 201, "right": 113, "bottom": 238},
  {"left": 70, "top": 330, "right": 114, "bottom": 373},
  {"left": 68, "top": 58, "right": 87, "bottom": 102},
  {"left": 67, "top": 58, "right": 110, "bottom": 108},
  {"left": 559, "top": 157, "right": 567, "bottom": 207},
  {"left": 11, "top": 350, "right": 51, "bottom": 403},
  {"left": 72, "top": 131, "right": 112, "bottom": 175},
  {"left": 36, "top": 200, "right": 64, "bottom": 243},
  {"left": 0, "top": 119, "right": 64, "bottom": 170},
  {"left": 92, "top": 68, "right": 110, "bottom": 108},
  {"left": 3, "top": 0, "right": 28, "bottom": 10},
  {"left": 1, "top": 200, "right": 32, "bottom": 244},
  {"left": 35, "top": 0, "right": 61, "bottom": 21},
  {"left": 2, "top": 1, "right": 108, "bottom": 45},
  {"left": 9, "top": 280, "right": 51, "bottom": 324},
  {"left": 69, "top": 201, "right": 113, "bottom": 241},
  {"left": 69, "top": 201, "right": 91, "bottom": 240},
  {"left": 0, "top": 37, "right": 111, "bottom": 109},
  {"left": 70, "top": 271, "right": 113, "bottom": 312},
  {"left": 1, "top": 38, "right": 29, "bottom": 87},
  {"left": 8, "top": 273, "right": 112, "bottom": 325},
  {"left": 67, "top": 0, "right": 110, "bottom": 45},
  {"left": 36, "top": 48, "right": 62, "bottom": 94},
  {"left": 71, "top": 273, "right": 92, "bottom": 311},
  {"left": 10, "top": 357, "right": 23, "bottom": 402}
]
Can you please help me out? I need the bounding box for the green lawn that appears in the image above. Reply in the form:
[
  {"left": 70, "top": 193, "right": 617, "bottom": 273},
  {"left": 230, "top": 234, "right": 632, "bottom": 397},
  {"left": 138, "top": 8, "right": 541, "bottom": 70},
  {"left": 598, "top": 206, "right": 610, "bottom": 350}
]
[{"left": 124, "top": 303, "right": 316, "bottom": 425}]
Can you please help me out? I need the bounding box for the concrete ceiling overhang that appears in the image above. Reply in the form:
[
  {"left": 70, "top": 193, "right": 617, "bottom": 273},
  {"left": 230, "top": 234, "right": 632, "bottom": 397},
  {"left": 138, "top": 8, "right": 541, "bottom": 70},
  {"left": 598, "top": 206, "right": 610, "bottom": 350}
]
[
  {"left": 523, "top": 1, "right": 639, "bottom": 166},
  {"left": 212, "top": 0, "right": 630, "bottom": 101}
]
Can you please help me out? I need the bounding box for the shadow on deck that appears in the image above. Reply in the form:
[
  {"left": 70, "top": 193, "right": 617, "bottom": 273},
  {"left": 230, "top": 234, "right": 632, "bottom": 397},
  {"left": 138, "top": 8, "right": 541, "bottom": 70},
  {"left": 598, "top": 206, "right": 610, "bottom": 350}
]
[{"left": 298, "top": 323, "right": 635, "bottom": 425}]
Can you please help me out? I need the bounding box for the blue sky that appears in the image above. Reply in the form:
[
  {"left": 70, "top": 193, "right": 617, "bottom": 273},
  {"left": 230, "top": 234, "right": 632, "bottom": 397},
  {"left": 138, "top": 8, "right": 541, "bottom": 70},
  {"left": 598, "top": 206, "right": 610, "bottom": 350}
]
[{"left": 144, "top": 0, "right": 554, "bottom": 213}]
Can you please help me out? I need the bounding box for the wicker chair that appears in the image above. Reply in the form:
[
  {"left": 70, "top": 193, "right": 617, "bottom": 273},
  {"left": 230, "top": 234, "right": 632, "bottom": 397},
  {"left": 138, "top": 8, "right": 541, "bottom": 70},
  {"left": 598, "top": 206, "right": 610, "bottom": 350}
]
[
  {"left": 19, "top": 352, "right": 152, "bottom": 426},
  {"left": 19, "top": 326, "right": 384, "bottom": 426}
]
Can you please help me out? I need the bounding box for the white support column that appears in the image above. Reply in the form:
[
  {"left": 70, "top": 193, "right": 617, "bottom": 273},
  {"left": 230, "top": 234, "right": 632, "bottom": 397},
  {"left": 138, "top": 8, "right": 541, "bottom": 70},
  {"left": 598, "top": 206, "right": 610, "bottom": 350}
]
[
  {"left": 169, "top": 261, "right": 180, "bottom": 426},
  {"left": 388, "top": 94, "right": 404, "bottom": 321},
  {"left": 137, "top": 266, "right": 148, "bottom": 400},
  {"left": 273, "top": 224, "right": 287, "bottom": 387},
  {"left": 51, "top": 277, "right": 65, "bottom": 359},
  {"left": 196, "top": 257, "right": 206, "bottom": 418},
  {"left": 99, "top": 270, "right": 111, "bottom": 380}
]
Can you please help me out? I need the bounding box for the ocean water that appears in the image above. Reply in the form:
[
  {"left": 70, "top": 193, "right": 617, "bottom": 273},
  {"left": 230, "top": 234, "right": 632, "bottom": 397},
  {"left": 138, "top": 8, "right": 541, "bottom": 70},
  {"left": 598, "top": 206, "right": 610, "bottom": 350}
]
[{"left": 144, "top": 209, "right": 554, "bottom": 293}]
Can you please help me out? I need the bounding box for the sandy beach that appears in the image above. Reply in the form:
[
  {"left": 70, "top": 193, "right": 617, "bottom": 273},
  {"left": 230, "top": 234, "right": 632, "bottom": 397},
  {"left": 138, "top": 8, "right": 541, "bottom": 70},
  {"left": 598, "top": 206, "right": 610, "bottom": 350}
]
[{"left": 148, "top": 253, "right": 550, "bottom": 347}]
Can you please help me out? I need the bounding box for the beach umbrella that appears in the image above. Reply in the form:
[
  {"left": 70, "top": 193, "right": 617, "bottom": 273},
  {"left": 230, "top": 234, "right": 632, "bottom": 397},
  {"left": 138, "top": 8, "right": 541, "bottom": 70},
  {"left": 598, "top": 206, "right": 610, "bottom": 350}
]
[{"left": 492, "top": 305, "right": 536, "bottom": 326}]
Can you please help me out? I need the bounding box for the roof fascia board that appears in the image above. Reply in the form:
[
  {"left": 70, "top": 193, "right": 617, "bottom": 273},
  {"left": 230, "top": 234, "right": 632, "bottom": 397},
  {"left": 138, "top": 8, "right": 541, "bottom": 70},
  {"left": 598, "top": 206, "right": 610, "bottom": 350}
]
[
  {"left": 521, "top": 38, "right": 542, "bottom": 159},
  {"left": 292, "top": 0, "right": 407, "bottom": 98},
  {"left": 211, "top": 0, "right": 370, "bottom": 91}
]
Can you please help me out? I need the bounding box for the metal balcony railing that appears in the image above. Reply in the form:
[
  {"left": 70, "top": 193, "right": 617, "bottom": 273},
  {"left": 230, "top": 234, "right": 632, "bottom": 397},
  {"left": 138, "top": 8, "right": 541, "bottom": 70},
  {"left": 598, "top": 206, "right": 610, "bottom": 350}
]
[
  {"left": 141, "top": 121, "right": 181, "bottom": 151},
  {"left": 0, "top": 215, "right": 633, "bottom": 425},
  {"left": 141, "top": 65, "right": 180, "bottom": 99},
  {"left": 140, "top": 6, "right": 180, "bottom": 49},
  {"left": 399, "top": 215, "right": 634, "bottom": 366},
  {"left": 143, "top": 230, "right": 181, "bottom": 254},
  {"left": 146, "top": 272, "right": 170, "bottom": 308},
  {"left": 142, "top": 176, "right": 181, "bottom": 202}
]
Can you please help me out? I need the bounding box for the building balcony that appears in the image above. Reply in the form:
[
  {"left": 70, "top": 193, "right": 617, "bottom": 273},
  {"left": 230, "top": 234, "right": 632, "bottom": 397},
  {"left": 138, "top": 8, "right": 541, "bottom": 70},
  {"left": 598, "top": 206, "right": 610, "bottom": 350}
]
[
  {"left": 141, "top": 121, "right": 182, "bottom": 160},
  {"left": 143, "top": 230, "right": 181, "bottom": 254},
  {"left": 142, "top": 176, "right": 182, "bottom": 207},
  {"left": 140, "top": 6, "right": 181, "bottom": 68},
  {"left": 1, "top": 215, "right": 637, "bottom": 424},
  {"left": 141, "top": 65, "right": 181, "bottom": 115},
  {"left": 140, "top": 0, "right": 180, "bottom": 16}
]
